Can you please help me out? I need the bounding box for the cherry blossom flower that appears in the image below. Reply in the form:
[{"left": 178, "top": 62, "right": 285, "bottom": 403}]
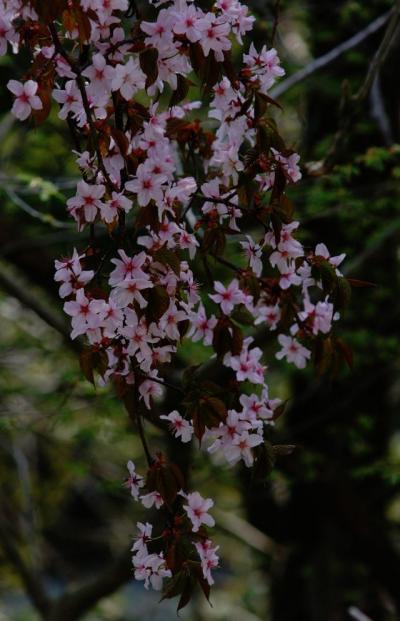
[
  {"left": 101, "top": 299, "right": 124, "bottom": 337},
  {"left": 241, "top": 235, "right": 263, "bottom": 276},
  {"left": 272, "top": 148, "right": 302, "bottom": 184},
  {"left": 277, "top": 264, "right": 303, "bottom": 290},
  {"left": 120, "top": 309, "right": 155, "bottom": 363},
  {"left": 187, "top": 305, "right": 217, "bottom": 346},
  {"left": 194, "top": 539, "right": 220, "bottom": 585},
  {"left": 53, "top": 80, "right": 82, "bottom": 121},
  {"left": 254, "top": 303, "right": 281, "bottom": 330},
  {"left": 0, "top": 15, "right": 15, "bottom": 56},
  {"left": 159, "top": 302, "right": 187, "bottom": 341},
  {"left": 197, "top": 13, "right": 232, "bottom": 61},
  {"left": 111, "top": 57, "right": 146, "bottom": 100},
  {"left": 243, "top": 43, "right": 285, "bottom": 93},
  {"left": 7, "top": 80, "right": 43, "bottom": 121},
  {"left": 139, "top": 370, "right": 164, "bottom": 409},
  {"left": 298, "top": 298, "right": 338, "bottom": 335},
  {"left": 276, "top": 334, "right": 311, "bottom": 369},
  {"left": 141, "top": 12, "right": 174, "bottom": 48},
  {"left": 125, "top": 460, "right": 144, "bottom": 499},
  {"left": 83, "top": 53, "right": 114, "bottom": 97},
  {"left": 140, "top": 490, "right": 164, "bottom": 509},
  {"left": 125, "top": 163, "right": 167, "bottom": 207},
  {"left": 315, "top": 243, "right": 346, "bottom": 275},
  {"left": 210, "top": 279, "right": 244, "bottom": 315},
  {"left": 67, "top": 180, "right": 105, "bottom": 228},
  {"left": 131, "top": 522, "right": 153, "bottom": 554},
  {"left": 100, "top": 192, "right": 132, "bottom": 223},
  {"left": 182, "top": 491, "right": 215, "bottom": 532},
  {"left": 109, "top": 250, "right": 149, "bottom": 286},
  {"left": 110, "top": 274, "right": 153, "bottom": 309},
  {"left": 172, "top": 4, "right": 202, "bottom": 42},
  {"left": 225, "top": 429, "right": 264, "bottom": 466},
  {"left": 223, "top": 337, "right": 265, "bottom": 384},
  {"left": 230, "top": 2, "right": 255, "bottom": 44},
  {"left": 160, "top": 410, "right": 194, "bottom": 443},
  {"left": 54, "top": 250, "right": 94, "bottom": 298},
  {"left": 133, "top": 551, "right": 171, "bottom": 590},
  {"left": 63, "top": 289, "right": 106, "bottom": 340},
  {"left": 208, "top": 409, "right": 251, "bottom": 458},
  {"left": 239, "top": 393, "right": 272, "bottom": 423}
]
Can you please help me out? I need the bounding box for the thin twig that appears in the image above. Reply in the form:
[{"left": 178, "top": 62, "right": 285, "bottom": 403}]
[
  {"left": 211, "top": 253, "right": 243, "bottom": 274},
  {"left": 4, "top": 187, "right": 73, "bottom": 229},
  {"left": 353, "top": 4, "right": 400, "bottom": 102},
  {"left": 49, "top": 23, "right": 116, "bottom": 191},
  {"left": 143, "top": 373, "right": 184, "bottom": 395},
  {"left": 271, "top": 0, "right": 281, "bottom": 47}
]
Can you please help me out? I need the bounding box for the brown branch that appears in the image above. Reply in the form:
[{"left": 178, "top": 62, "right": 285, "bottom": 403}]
[
  {"left": 143, "top": 373, "right": 184, "bottom": 395},
  {"left": 211, "top": 253, "right": 243, "bottom": 274},
  {"left": 270, "top": 0, "right": 281, "bottom": 47},
  {"left": 48, "top": 23, "right": 116, "bottom": 191}
]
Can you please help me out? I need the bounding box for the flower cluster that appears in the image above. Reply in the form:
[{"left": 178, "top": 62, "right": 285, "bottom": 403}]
[
  {"left": 126, "top": 460, "right": 219, "bottom": 593},
  {"left": 3, "top": 0, "right": 351, "bottom": 608}
]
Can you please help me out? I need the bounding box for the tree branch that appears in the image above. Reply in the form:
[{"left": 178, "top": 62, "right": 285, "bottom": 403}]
[
  {"left": 271, "top": 10, "right": 391, "bottom": 99},
  {"left": 45, "top": 549, "right": 132, "bottom": 621},
  {"left": 0, "top": 517, "right": 50, "bottom": 617},
  {"left": 369, "top": 74, "right": 394, "bottom": 146},
  {"left": 214, "top": 507, "right": 287, "bottom": 561},
  {"left": 0, "top": 261, "right": 79, "bottom": 353},
  {"left": 310, "top": 2, "right": 400, "bottom": 174},
  {"left": 4, "top": 187, "right": 73, "bottom": 230}
]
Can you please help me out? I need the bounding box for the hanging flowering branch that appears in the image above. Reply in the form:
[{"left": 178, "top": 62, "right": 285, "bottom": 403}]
[{"left": 2, "top": 0, "right": 352, "bottom": 609}]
